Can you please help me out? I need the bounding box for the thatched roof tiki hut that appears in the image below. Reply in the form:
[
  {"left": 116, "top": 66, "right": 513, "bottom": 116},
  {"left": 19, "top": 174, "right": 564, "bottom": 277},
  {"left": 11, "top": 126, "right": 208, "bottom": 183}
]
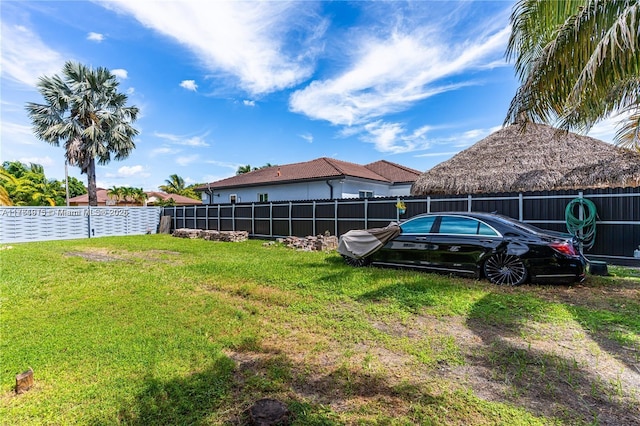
[{"left": 411, "top": 123, "right": 640, "bottom": 195}]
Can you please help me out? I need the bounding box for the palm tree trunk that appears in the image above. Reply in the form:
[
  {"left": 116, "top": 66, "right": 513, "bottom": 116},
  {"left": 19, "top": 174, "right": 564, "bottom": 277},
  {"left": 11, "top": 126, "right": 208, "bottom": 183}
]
[{"left": 87, "top": 158, "right": 98, "bottom": 206}]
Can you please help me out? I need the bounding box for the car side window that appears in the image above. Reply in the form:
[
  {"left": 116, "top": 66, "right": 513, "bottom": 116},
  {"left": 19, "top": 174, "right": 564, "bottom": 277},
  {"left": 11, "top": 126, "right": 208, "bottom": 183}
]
[
  {"left": 438, "top": 216, "right": 499, "bottom": 236},
  {"left": 478, "top": 222, "right": 499, "bottom": 236},
  {"left": 400, "top": 216, "right": 436, "bottom": 234}
]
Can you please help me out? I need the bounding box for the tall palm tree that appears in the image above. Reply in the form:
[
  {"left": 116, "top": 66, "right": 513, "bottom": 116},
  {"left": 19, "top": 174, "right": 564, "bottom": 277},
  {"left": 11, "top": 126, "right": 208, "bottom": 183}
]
[
  {"left": 236, "top": 164, "right": 253, "bottom": 175},
  {"left": 159, "top": 174, "right": 186, "bottom": 194},
  {"left": 132, "top": 188, "right": 148, "bottom": 206},
  {"left": 120, "top": 187, "right": 136, "bottom": 206},
  {"left": 107, "top": 186, "right": 124, "bottom": 205},
  {"left": 26, "top": 61, "right": 139, "bottom": 206},
  {"left": 505, "top": 0, "right": 640, "bottom": 150}
]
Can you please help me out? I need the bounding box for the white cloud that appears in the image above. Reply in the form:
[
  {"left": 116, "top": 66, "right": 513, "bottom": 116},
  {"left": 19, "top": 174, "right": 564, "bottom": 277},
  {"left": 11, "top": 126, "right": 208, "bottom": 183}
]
[
  {"left": 243, "top": 100, "right": 256, "bottom": 107},
  {"left": 1, "top": 121, "right": 39, "bottom": 145},
  {"left": 176, "top": 155, "right": 199, "bottom": 166},
  {"left": 99, "top": 1, "right": 327, "bottom": 95},
  {"left": 87, "top": 32, "right": 105, "bottom": 42},
  {"left": 180, "top": 79, "right": 198, "bottom": 91},
  {"left": 0, "top": 23, "right": 65, "bottom": 87},
  {"left": 204, "top": 160, "right": 243, "bottom": 171},
  {"left": 587, "top": 113, "right": 629, "bottom": 144},
  {"left": 290, "top": 27, "right": 510, "bottom": 127},
  {"left": 18, "top": 156, "right": 55, "bottom": 167},
  {"left": 299, "top": 133, "right": 313, "bottom": 144},
  {"left": 154, "top": 132, "right": 210, "bottom": 147},
  {"left": 150, "top": 146, "right": 181, "bottom": 156},
  {"left": 111, "top": 68, "right": 128, "bottom": 79},
  {"left": 118, "top": 165, "right": 151, "bottom": 177},
  {"left": 360, "top": 121, "right": 433, "bottom": 154}
]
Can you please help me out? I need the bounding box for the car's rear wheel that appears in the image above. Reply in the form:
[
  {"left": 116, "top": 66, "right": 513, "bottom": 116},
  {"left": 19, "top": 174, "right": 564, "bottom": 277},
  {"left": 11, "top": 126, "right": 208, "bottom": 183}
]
[
  {"left": 483, "top": 253, "right": 528, "bottom": 285},
  {"left": 342, "top": 255, "right": 371, "bottom": 267}
]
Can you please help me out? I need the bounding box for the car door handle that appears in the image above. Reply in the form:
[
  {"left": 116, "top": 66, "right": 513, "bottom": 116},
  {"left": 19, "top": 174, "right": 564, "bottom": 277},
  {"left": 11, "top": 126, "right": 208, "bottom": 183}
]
[{"left": 416, "top": 237, "right": 428, "bottom": 241}]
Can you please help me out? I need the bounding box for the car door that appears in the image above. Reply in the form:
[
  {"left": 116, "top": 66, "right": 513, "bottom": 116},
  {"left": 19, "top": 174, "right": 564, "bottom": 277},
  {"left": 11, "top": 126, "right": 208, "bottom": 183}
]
[
  {"left": 428, "top": 215, "right": 502, "bottom": 276},
  {"left": 373, "top": 215, "right": 437, "bottom": 267}
]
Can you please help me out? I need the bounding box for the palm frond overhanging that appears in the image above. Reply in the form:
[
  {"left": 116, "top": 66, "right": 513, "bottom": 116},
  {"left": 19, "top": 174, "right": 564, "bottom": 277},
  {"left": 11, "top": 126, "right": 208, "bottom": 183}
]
[{"left": 506, "top": 0, "right": 640, "bottom": 150}]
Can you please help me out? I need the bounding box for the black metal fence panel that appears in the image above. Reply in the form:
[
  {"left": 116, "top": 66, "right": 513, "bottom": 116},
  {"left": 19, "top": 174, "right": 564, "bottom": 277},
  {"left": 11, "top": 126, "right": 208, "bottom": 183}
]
[{"left": 162, "top": 187, "right": 640, "bottom": 261}]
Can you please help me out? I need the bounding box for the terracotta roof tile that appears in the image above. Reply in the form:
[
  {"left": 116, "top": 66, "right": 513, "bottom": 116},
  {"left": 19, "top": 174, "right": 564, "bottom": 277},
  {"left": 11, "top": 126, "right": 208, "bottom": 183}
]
[
  {"left": 364, "top": 160, "right": 421, "bottom": 183},
  {"left": 196, "top": 157, "right": 405, "bottom": 190}
]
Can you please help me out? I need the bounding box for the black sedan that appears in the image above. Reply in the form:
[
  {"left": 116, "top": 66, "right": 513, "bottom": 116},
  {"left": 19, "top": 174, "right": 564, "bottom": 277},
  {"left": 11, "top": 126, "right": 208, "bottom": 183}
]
[{"left": 338, "top": 212, "right": 586, "bottom": 285}]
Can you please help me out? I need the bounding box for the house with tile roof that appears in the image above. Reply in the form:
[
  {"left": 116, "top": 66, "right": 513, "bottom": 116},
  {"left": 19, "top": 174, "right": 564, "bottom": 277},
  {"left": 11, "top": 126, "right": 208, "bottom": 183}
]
[
  {"left": 195, "top": 157, "right": 421, "bottom": 204},
  {"left": 68, "top": 189, "right": 201, "bottom": 206}
]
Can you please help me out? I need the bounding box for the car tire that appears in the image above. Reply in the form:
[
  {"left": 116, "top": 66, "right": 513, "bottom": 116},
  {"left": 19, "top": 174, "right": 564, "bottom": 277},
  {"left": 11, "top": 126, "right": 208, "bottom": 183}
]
[
  {"left": 483, "top": 253, "right": 528, "bottom": 286},
  {"left": 342, "top": 255, "right": 371, "bottom": 267}
]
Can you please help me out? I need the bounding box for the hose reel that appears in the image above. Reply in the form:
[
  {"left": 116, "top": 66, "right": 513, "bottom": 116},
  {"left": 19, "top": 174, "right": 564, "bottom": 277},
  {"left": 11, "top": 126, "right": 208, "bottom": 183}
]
[{"left": 565, "top": 197, "right": 598, "bottom": 251}]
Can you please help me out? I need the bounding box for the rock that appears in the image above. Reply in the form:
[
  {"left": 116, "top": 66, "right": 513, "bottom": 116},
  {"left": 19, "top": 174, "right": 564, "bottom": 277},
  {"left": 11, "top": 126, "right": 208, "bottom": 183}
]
[
  {"left": 172, "top": 228, "right": 248, "bottom": 242},
  {"left": 277, "top": 234, "right": 338, "bottom": 251},
  {"left": 247, "top": 398, "right": 291, "bottom": 426}
]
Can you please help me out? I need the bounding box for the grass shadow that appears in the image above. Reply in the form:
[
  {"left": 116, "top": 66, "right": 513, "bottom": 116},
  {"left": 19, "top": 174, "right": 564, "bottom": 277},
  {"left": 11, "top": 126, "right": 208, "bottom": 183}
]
[
  {"left": 107, "top": 356, "right": 236, "bottom": 425},
  {"left": 467, "top": 292, "right": 640, "bottom": 425}
]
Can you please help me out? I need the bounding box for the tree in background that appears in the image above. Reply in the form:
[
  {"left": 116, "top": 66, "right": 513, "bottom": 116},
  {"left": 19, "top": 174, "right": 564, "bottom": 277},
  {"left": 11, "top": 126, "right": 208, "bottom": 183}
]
[
  {"left": 159, "top": 174, "right": 199, "bottom": 199},
  {"left": 236, "top": 163, "right": 278, "bottom": 175},
  {"left": 26, "top": 61, "right": 139, "bottom": 206},
  {"left": 106, "top": 186, "right": 147, "bottom": 205},
  {"left": 0, "top": 169, "right": 17, "bottom": 206},
  {"left": 107, "top": 186, "right": 124, "bottom": 204},
  {"left": 0, "top": 161, "right": 65, "bottom": 206},
  {"left": 506, "top": 0, "right": 639, "bottom": 150},
  {"left": 66, "top": 177, "right": 87, "bottom": 199}
]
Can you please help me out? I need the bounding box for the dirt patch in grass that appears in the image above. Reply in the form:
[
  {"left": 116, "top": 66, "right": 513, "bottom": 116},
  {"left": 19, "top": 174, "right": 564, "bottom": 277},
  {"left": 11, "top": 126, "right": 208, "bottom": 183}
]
[
  {"left": 221, "top": 278, "right": 640, "bottom": 425},
  {"left": 64, "top": 248, "right": 181, "bottom": 263}
]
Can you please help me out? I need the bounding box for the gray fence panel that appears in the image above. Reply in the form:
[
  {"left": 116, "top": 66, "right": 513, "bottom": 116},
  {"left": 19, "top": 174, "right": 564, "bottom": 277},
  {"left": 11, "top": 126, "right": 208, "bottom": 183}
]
[
  {"left": 0, "top": 207, "right": 161, "bottom": 243},
  {"left": 163, "top": 187, "right": 639, "bottom": 262}
]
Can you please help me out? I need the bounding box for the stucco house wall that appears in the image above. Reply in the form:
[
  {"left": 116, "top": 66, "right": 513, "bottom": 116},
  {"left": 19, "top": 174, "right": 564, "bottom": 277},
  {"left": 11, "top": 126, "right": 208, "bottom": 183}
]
[{"left": 201, "top": 177, "right": 401, "bottom": 204}]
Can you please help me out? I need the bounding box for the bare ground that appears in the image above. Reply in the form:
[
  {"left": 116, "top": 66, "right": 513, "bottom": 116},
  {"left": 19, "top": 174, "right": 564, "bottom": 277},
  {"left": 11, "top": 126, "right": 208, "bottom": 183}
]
[{"left": 222, "top": 279, "right": 640, "bottom": 425}]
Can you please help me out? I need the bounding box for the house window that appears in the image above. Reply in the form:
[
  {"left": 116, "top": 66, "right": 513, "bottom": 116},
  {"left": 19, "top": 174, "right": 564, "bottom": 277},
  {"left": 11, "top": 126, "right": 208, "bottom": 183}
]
[
  {"left": 258, "top": 193, "right": 268, "bottom": 202},
  {"left": 359, "top": 190, "right": 373, "bottom": 199},
  {"left": 230, "top": 194, "right": 237, "bottom": 204}
]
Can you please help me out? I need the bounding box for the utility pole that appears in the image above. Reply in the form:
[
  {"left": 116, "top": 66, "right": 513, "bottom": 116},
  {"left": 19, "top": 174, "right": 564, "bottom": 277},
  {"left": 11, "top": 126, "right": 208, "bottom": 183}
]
[{"left": 65, "top": 162, "right": 70, "bottom": 206}]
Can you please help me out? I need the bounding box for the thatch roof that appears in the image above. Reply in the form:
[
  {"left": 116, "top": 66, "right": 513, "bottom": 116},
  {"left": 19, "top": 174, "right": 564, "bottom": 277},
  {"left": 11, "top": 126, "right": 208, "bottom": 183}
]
[{"left": 411, "top": 123, "right": 640, "bottom": 195}]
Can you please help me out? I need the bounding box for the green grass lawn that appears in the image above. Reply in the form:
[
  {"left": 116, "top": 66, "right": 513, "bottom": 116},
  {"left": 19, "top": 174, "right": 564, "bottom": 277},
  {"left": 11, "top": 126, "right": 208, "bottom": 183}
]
[{"left": 1, "top": 235, "right": 639, "bottom": 425}]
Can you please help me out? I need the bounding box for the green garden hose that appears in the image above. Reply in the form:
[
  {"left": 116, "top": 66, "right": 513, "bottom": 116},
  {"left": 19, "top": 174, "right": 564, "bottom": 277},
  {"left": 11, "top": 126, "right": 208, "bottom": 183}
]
[{"left": 565, "top": 198, "right": 598, "bottom": 250}]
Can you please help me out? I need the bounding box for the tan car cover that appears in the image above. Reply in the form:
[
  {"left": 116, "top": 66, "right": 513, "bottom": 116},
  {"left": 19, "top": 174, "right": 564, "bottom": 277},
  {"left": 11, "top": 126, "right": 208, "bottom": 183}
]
[{"left": 338, "top": 223, "right": 401, "bottom": 259}]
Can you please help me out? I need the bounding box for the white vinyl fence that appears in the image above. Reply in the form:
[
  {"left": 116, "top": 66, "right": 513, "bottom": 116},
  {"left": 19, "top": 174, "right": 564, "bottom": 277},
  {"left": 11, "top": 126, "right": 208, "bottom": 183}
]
[{"left": 0, "top": 207, "right": 162, "bottom": 243}]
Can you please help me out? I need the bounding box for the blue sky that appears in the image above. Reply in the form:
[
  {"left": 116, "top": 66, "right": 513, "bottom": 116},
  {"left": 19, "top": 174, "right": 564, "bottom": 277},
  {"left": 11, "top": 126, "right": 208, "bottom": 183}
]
[{"left": 1, "top": 1, "right": 619, "bottom": 192}]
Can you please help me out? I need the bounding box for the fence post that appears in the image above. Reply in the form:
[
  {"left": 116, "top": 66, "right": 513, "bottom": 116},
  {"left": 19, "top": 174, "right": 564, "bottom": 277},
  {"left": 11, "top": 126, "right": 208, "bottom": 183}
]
[
  {"left": 232, "top": 204, "right": 236, "bottom": 231},
  {"left": 87, "top": 206, "right": 92, "bottom": 238},
  {"left": 468, "top": 194, "right": 472, "bottom": 212},
  {"left": 251, "top": 203, "right": 255, "bottom": 235},
  {"left": 288, "top": 201, "right": 293, "bottom": 236},
  {"left": 205, "top": 205, "right": 208, "bottom": 230},
  {"left": 217, "top": 204, "right": 221, "bottom": 231},
  {"left": 518, "top": 193, "right": 523, "bottom": 221},
  {"left": 427, "top": 196, "right": 431, "bottom": 213},
  {"left": 269, "top": 202, "right": 273, "bottom": 237},
  {"left": 183, "top": 206, "right": 186, "bottom": 228},
  {"left": 364, "top": 198, "right": 368, "bottom": 229},
  {"left": 312, "top": 201, "right": 316, "bottom": 236},
  {"left": 334, "top": 199, "right": 338, "bottom": 236}
]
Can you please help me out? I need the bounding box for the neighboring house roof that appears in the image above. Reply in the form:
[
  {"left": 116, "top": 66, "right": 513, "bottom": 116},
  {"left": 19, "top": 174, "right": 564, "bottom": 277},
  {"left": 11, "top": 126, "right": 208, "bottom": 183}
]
[
  {"left": 68, "top": 189, "right": 201, "bottom": 205},
  {"left": 411, "top": 123, "right": 640, "bottom": 195},
  {"left": 195, "top": 157, "right": 421, "bottom": 190},
  {"left": 68, "top": 188, "right": 111, "bottom": 204},
  {"left": 145, "top": 192, "right": 202, "bottom": 205},
  {"left": 365, "top": 160, "right": 422, "bottom": 184}
]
